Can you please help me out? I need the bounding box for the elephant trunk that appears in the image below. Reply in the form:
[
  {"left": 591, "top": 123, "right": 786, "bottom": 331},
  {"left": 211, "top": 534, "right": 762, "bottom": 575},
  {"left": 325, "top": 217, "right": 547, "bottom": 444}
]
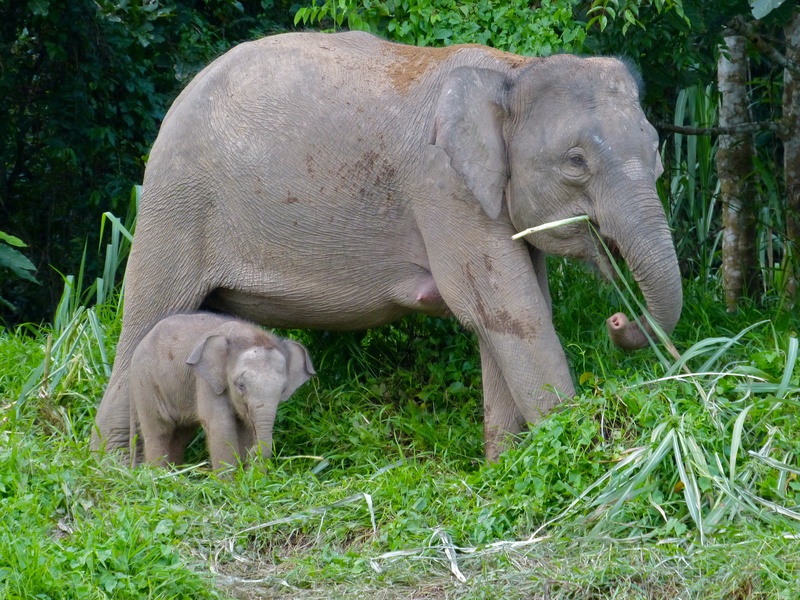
[
  {"left": 603, "top": 192, "right": 682, "bottom": 350},
  {"left": 251, "top": 402, "right": 278, "bottom": 459}
]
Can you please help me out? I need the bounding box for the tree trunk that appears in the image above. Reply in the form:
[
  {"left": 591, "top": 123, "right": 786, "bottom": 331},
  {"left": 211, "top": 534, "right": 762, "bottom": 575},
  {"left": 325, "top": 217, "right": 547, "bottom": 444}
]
[
  {"left": 783, "top": 11, "right": 800, "bottom": 304},
  {"left": 717, "top": 34, "right": 759, "bottom": 312}
]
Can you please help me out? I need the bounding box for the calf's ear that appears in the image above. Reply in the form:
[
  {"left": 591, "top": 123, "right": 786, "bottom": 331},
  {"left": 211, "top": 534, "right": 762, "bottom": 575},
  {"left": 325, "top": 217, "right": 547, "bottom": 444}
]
[
  {"left": 186, "top": 334, "right": 229, "bottom": 395},
  {"left": 280, "top": 339, "right": 315, "bottom": 402}
]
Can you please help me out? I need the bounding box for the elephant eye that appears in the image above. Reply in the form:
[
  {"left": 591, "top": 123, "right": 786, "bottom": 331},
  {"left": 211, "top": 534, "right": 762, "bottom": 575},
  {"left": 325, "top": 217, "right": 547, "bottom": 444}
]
[
  {"left": 570, "top": 154, "right": 587, "bottom": 168},
  {"left": 235, "top": 380, "right": 247, "bottom": 395},
  {"left": 567, "top": 149, "right": 588, "bottom": 169},
  {"left": 562, "top": 148, "right": 590, "bottom": 182}
]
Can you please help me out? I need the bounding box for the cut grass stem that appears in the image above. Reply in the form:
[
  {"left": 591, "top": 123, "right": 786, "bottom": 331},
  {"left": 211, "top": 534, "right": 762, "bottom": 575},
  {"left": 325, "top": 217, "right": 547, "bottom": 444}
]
[{"left": 511, "top": 215, "right": 590, "bottom": 240}]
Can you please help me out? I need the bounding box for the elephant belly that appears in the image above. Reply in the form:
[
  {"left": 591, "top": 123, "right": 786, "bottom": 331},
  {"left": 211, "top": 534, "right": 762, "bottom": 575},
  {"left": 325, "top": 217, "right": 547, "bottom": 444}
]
[{"left": 202, "top": 272, "right": 449, "bottom": 331}]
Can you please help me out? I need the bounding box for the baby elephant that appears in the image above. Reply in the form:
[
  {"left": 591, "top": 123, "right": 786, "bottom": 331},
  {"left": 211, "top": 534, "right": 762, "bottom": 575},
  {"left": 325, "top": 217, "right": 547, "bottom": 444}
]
[{"left": 129, "top": 312, "right": 314, "bottom": 469}]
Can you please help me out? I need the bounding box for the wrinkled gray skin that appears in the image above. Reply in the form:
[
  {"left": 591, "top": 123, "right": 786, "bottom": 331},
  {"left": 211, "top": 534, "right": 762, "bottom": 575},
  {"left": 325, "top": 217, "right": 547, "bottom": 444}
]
[
  {"left": 129, "top": 313, "right": 314, "bottom": 469},
  {"left": 94, "top": 31, "right": 682, "bottom": 461}
]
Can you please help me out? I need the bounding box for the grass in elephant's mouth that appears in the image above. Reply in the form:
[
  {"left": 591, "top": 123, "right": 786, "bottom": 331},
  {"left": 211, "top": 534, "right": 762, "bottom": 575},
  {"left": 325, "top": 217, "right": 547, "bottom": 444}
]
[
  {"left": 2, "top": 265, "right": 799, "bottom": 598},
  {"left": 511, "top": 214, "right": 590, "bottom": 240}
]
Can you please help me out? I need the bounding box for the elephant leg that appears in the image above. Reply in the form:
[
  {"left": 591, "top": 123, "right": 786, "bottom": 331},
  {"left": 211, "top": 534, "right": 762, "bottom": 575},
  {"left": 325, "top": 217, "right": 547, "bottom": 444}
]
[
  {"left": 480, "top": 340, "right": 525, "bottom": 461},
  {"left": 414, "top": 162, "right": 574, "bottom": 456},
  {"left": 92, "top": 372, "right": 133, "bottom": 453},
  {"left": 436, "top": 250, "right": 574, "bottom": 450},
  {"left": 198, "top": 390, "right": 240, "bottom": 470},
  {"left": 91, "top": 240, "right": 213, "bottom": 452},
  {"left": 142, "top": 427, "right": 175, "bottom": 467},
  {"left": 205, "top": 421, "right": 240, "bottom": 470}
]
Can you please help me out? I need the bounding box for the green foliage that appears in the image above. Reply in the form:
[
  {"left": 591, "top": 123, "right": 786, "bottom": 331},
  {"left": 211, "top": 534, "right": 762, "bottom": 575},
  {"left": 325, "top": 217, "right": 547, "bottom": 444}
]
[
  {"left": 581, "top": 1, "right": 749, "bottom": 113},
  {"left": 0, "top": 232, "right": 39, "bottom": 312},
  {"left": 273, "top": 315, "right": 484, "bottom": 470},
  {"left": 295, "top": 0, "right": 585, "bottom": 53},
  {"left": 661, "top": 84, "right": 721, "bottom": 287},
  {"left": 659, "top": 77, "right": 794, "bottom": 303},
  {"left": 587, "top": 0, "right": 687, "bottom": 34},
  {"left": 11, "top": 191, "right": 137, "bottom": 437},
  {"left": 0, "top": 433, "right": 220, "bottom": 598}
]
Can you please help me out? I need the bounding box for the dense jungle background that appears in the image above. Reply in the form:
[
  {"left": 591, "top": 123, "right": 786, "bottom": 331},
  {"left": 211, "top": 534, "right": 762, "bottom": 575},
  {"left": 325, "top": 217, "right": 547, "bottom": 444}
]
[{"left": 2, "top": 0, "right": 800, "bottom": 597}]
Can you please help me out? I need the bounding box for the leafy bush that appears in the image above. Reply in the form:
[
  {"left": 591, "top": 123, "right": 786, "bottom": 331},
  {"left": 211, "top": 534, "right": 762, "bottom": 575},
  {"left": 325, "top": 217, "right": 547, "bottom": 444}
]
[
  {"left": 0, "top": 232, "right": 39, "bottom": 312},
  {"left": 295, "top": 0, "right": 585, "bottom": 53}
]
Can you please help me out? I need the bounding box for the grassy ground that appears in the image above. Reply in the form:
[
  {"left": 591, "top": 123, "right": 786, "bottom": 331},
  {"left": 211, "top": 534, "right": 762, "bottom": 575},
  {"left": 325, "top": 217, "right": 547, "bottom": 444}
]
[{"left": 1, "top": 260, "right": 799, "bottom": 599}]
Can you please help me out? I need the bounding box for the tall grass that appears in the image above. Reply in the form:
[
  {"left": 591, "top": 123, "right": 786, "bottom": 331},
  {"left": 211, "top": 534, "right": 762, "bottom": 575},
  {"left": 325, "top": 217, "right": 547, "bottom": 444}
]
[
  {"left": 662, "top": 82, "right": 795, "bottom": 307},
  {"left": 14, "top": 186, "right": 138, "bottom": 433},
  {"left": 662, "top": 83, "right": 721, "bottom": 287},
  {"left": 753, "top": 148, "right": 795, "bottom": 299}
]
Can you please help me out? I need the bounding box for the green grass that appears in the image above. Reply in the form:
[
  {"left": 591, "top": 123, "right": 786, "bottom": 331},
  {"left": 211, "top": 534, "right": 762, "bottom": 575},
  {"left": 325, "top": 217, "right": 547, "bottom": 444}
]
[{"left": 2, "top": 253, "right": 799, "bottom": 597}]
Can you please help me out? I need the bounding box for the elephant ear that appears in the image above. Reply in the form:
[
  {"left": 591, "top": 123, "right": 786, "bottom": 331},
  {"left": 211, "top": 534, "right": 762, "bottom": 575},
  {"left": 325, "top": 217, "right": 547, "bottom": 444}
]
[
  {"left": 280, "top": 339, "right": 315, "bottom": 402},
  {"left": 186, "top": 334, "right": 229, "bottom": 395},
  {"left": 433, "top": 66, "right": 510, "bottom": 219}
]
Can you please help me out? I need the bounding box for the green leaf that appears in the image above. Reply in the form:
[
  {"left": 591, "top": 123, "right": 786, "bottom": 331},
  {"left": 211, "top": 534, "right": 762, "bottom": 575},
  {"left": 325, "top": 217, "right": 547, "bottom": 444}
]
[
  {"left": 729, "top": 404, "right": 753, "bottom": 486},
  {"left": 0, "top": 231, "right": 26, "bottom": 248},
  {"left": 751, "top": 0, "right": 787, "bottom": 19},
  {"left": 0, "top": 244, "right": 39, "bottom": 283},
  {"left": 28, "top": 0, "right": 49, "bottom": 16},
  {"left": 776, "top": 337, "right": 798, "bottom": 400}
]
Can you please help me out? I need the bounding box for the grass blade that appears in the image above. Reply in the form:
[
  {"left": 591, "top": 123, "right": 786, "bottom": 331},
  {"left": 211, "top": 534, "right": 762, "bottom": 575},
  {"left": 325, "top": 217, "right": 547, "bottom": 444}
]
[
  {"left": 674, "top": 428, "right": 704, "bottom": 542},
  {"left": 776, "top": 337, "right": 798, "bottom": 399},
  {"left": 748, "top": 451, "right": 800, "bottom": 476},
  {"left": 729, "top": 404, "right": 754, "bottom": 486}
]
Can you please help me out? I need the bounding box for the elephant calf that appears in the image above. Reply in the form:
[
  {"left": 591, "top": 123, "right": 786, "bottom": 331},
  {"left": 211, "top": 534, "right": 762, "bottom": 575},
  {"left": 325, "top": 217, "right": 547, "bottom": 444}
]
[{"left": 129, "top": 312, "right": 315, "bottom": 469}]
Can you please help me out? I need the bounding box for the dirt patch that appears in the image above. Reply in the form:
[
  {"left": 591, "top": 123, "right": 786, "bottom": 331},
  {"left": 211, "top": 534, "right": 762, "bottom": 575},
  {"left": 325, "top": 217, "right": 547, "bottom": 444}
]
[
  {"left": 387, "top": 44, "right": 454, "bottom": 93},
  {"left": 387, "top": 43, "right": 528, "bottom": 93}
]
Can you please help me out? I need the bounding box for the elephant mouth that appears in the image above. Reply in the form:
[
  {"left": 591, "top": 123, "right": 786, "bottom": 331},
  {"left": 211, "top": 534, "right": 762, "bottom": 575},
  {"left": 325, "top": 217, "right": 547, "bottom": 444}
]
[
  {"left": 605, "top": 238, "right": 622, "bottom": 262},
  {"left": 592, "top": 233, "right": 623, "bottom": 280}
]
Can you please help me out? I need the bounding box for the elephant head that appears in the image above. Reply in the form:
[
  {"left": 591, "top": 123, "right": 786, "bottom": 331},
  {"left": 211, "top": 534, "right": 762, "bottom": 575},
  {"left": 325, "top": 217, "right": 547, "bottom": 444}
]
[
  {"left": 186, "top": 328, "right": 315, "bottom": 458},
  {"left": 434, "top": 55, "right": 681, "bottom": 348}
]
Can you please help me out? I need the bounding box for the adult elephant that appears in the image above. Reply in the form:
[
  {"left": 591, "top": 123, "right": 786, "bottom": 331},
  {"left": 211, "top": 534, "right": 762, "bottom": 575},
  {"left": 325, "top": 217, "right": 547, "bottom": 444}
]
[{"left": 92, "top": 31, "right": 681, "bottom": 461}]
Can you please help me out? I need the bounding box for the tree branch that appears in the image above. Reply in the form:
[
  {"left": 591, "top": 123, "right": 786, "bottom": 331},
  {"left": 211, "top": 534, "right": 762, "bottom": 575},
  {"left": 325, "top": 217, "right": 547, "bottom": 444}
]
[
  {"left": 655, "top": 120, "right": 789, "bottom": 137},
  {"left": 727, "top": 16, "right": 800, "bottom": 78}
]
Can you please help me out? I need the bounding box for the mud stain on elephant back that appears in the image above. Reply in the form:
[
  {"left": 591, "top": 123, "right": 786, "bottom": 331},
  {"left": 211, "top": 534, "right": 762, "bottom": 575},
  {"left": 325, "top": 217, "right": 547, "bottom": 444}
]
[{"left": 387, "top": 43, "right": 528, "bottom": 93}]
